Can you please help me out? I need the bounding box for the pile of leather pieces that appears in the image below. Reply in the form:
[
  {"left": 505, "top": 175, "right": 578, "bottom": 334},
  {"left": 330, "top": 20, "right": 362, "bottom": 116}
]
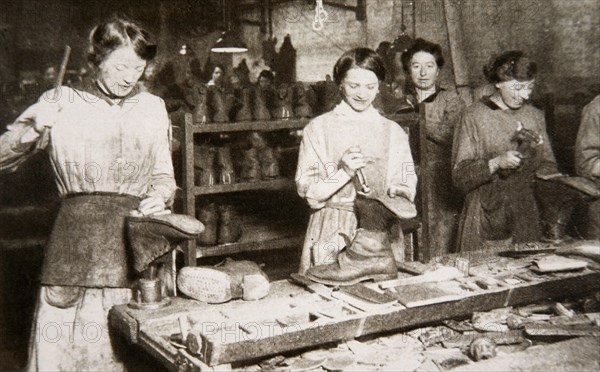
[{"left": 234, "top": 292, "right": 600, "bottom": 371}]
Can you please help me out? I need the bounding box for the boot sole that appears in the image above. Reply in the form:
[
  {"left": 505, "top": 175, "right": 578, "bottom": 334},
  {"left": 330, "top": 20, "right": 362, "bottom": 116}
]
[
  {"left": 305, "top": 272, "right": 396, "bottom": 287},
  {"left": 177, "top": 267, "right": 232, "bottom": 303}
]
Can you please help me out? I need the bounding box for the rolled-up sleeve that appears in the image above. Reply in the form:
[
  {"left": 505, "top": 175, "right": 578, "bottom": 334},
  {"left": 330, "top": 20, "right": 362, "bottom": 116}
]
[{"left": 0, "top": 101, "right": 51, "bottom": 173}]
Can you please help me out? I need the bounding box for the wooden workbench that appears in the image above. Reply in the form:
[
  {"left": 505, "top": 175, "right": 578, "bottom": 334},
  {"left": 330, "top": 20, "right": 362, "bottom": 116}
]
[{"left": 109, "top": 254, "right": 600, "bottom": 371}]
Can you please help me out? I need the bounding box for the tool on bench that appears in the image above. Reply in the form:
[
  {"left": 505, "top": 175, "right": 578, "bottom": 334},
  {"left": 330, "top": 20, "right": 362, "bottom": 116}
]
[{"left": 290, "top": 273, "right": 398, "bottom": 312}]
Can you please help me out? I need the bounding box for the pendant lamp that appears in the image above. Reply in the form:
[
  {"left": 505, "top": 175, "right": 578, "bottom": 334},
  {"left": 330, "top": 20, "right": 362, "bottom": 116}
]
[{"left": 211, "top": 0, "right": 248, "bottom": 53}]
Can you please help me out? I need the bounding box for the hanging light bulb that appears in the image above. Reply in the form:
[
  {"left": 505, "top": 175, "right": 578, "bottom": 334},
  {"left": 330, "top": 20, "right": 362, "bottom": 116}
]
[
  {"left": 211, "top": 0, "right": 248, "bottom": 53},
  {"left": 211, "top": 31, "right": 248, "bottom": 53},
  {"left": 179, "top": 44, "right": 188, "bottom": 55}
]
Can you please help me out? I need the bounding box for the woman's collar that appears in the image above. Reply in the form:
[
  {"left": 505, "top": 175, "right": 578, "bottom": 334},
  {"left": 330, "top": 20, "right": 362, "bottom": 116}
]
[
  {"left": 73, "top": 78, "right": 140, "bottom": 106},
  {"left": 487, "top": 93, "right": 510, "bottom": 110},
  {"left": 416, "top": 87, "right": 437, "bottom": 103},
  {"left": 405, "top": 83, "right": 444, "bottom": 103},
  {"left": 333, "top": 100, "right": 380, "bottom": 119}
]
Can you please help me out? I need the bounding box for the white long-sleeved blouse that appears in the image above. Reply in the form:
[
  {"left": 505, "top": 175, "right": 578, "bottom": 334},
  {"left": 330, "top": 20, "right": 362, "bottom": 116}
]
[
  {"left": 296, "top": 101, "right": 417, "bottom": 209},
  {"left": 0, "top": 85, "right": 176, "bottom": 204}
]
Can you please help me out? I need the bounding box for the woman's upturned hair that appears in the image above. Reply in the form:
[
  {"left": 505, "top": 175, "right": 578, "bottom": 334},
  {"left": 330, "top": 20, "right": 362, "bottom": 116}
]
[
  {"left": 87, "top": 18, "right": 157, "bottom": 68},
  {"left": 333, "top": 48, "right": 385, "bottom": 85},
  {"left": 483, "top": 50, "right": 537, "bottom": 83},
  {"left": 401, "top": 38, "right": 445, "bottom": 73}
]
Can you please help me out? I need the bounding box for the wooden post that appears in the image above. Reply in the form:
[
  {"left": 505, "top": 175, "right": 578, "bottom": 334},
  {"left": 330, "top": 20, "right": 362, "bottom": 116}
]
[
  {"left": 418, "top": 104, "right": 431, "bottom": 262},
  {"left": 182, "top": 113, "right": 197, "bottom": 266}
]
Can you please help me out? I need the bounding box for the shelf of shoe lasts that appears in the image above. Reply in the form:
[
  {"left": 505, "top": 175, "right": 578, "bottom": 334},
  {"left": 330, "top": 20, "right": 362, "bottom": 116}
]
[{"left": 178, "top": 113, "right": 310, "bottom": 266}]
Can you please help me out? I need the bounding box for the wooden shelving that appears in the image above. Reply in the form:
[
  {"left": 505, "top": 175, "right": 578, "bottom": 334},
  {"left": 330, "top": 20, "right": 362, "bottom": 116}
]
[
  {"left": 178, "top": 113, "right": 309, "bottom": 266},
  {"left": 196, "top": 236, "right": 304, "bottom": 258},
  {"left": 191, "top": 118, "right": 309, "bottom": 133},
  {"left": 194, "top": 178, "right": 296, "bottom": 195}
]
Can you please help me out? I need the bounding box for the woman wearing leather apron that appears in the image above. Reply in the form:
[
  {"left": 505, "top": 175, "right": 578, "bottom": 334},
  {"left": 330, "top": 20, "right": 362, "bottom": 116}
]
[{"left": 0, "top": 18, "right": 176, "bottom": 370}]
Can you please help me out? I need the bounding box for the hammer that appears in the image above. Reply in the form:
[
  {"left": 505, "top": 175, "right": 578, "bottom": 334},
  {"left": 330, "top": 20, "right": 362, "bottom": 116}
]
[{"left": 35, "top": 45, "right": 71, "bottom": 151}]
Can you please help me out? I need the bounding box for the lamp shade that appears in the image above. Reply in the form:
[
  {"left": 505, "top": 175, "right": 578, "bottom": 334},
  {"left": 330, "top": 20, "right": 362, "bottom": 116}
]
[{"left": 211, "top": 30, "right": 248, "bottom": 53}]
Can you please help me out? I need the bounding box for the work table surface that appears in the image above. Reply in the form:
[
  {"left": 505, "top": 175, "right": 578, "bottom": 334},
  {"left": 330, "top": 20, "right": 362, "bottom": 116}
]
[{"left": 109, "top": 246, "right": 600, "bottom": 371}]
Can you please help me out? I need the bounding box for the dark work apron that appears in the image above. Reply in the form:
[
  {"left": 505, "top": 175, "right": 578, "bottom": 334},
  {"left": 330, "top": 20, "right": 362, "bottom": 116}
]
[{"left": 41, "top": 193, "right": 140, "bottom": 288}]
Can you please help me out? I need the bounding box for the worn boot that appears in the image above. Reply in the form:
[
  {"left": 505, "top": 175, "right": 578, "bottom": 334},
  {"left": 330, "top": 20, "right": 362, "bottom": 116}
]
[
  {"left": 177, "top": 258, "right": 270, "bottom": 303},
  {"left": 210, "top": 86, "right": 229, "bottom": 123},
  {"left": 259, "top": 146, "right": 280, "bottom": 179},
  {"left": 253, "top": 86, "right": 272, "bottom": 121},
  {"left": 536, "top": 177, "right": 598, "bottom": 244},
  {"left": 235, "top": 88, "right": 253, "bottom": 122},
  {"left": 240, "top": 147, "right": 262, "bottom": 181},
  {"left": 196, "top": 203, "right": 218, "bottom": 245},
  {"left": 225, "top": 90, "right": 239, "bottom": 122},
  {"left": 216, "top": 145, "right": 236, "bottom": 185},
  {"left": 218, "top": 204, "right": 242, "bottom": 244},
  {"left": 358, "top": 156, "right": 417, "bottom": 219},
  {"left": 322, "top": 77, "right": 342, "bottom": 113},
  {"left": 293, "top": 83, "right": 313, "bottom": 118},
  {"left": 306, "top": 229, "right": 397, "bottom": 286},
  {"left": 271, "top": 84, "right": 294, "bottom": 119},
  {"left": 192, "top": 85, "right": 209, "bottom": 124},
  {"left": 193, "top": 145, "right": 216, "bottom": 187},
  {"left": 127, "top": 213, "right": 205, "bottom": 273}
]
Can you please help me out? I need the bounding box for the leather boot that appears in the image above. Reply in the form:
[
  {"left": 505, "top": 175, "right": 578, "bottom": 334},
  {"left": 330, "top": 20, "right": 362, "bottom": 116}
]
[
  {"left": 306, "top": 229, "right": 397, "bottom": 286},
  {"left": 293, "top": 83, "right": 313, "bottom": 118},
  {"left": 127, "top": 213, "right": 205, "bottom": 273},
  {"left": 271, "top": 84, "right": 294, "bottom": 119},
  {"left": 536, "top": 178, "right": 596, "bottom": 244},
  {"left": 235, "top": 88, "right": 253, "bottom": 122},
  {"left": 216, "top": 145, "right": 236, "bottom": 185},
  {"left": 225, "top": 90, "right": 238, "bottom": 122},
  {"left": 196, "top": 203, "right": 218, "bottom": 245},
  {"left": 193, "top": 145, "right": 216, "bottom": 187},
  {"left": 322, "top": 78, "right": 342, "bottom": 113},
  {"left": 192, "top": 85, "right": 208, "bottom": 124},
  {"left": 218, "top": 204, "right": 242, "bottom": 244},
  {"left": 210, "top": 87, "right": 229, "bottom": 123},
  {"left": 535, "top": 180, "right": 589, "bottom": 244},
  {"left": 259, "top": 146, "right": 280, "bottom": 179},
  {"left": 253, "top": 86, "right": 272, "bottom": 121},
  {"left": 177, "top": 258, "right": 270, "bottom": 303},
  {"left": 240, "top": 147, "right": 261, "bottom": 181}
]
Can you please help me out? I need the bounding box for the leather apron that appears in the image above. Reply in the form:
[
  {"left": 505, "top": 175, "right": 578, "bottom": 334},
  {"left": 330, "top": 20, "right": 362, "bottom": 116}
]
[{"left": 41, "top": 193, "right": 140, "bottom": 288}]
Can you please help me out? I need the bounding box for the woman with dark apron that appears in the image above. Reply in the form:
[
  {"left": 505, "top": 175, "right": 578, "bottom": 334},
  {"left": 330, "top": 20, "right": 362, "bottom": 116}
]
[{"left": 0, "top": 18, "right": 176, "bottom": 370}]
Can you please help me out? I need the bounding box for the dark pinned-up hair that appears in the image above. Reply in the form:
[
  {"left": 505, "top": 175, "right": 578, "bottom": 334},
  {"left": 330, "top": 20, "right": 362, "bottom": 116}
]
[
  {"left": 401, "top": 38, "right": 445, "bottom": 73},
  {"left": 87, "top": 18, "right": 157, "bottom": 68},
  {"left": 483, "top": 50, "right": 537, "bottom": 83},
  {"left": 333, "top": 48, "right": 385, "bottom": 85}
]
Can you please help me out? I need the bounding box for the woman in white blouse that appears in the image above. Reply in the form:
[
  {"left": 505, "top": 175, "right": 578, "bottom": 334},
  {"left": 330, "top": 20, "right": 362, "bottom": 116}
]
[
  {"left": 296, "top": 48, "right": 417, "bottom": 277},
  {"left": 0, "top": 18, "right": 175, "bottom": 370}
]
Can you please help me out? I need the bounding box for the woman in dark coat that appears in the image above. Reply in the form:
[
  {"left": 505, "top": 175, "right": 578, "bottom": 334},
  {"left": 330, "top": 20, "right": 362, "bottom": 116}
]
[
  {"left": 452, "top": 51, "right": 558, "bottom": 252},
  {"left": 401, "top": 38, "right": 466, "bottom": 255}
]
